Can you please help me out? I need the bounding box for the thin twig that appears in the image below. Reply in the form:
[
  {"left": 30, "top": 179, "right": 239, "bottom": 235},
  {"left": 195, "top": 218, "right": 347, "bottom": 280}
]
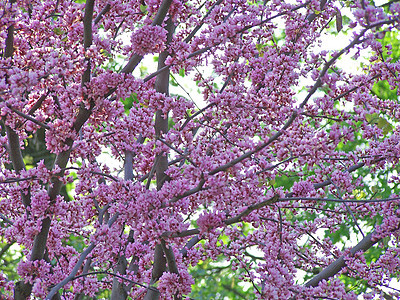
[{"left": 279, "top": 196, "right": 400, "bottom": 203}]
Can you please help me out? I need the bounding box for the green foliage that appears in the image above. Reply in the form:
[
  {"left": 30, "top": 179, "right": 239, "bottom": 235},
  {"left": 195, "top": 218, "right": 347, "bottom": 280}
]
[
  {"left": 65, "top": 171, "right": 77, "bottom": 198},
  {"left": 189, "top": 258, "right": 254, "bottom": 299},
  {"left": 0, "top": 240, "right": 23, "bottom": 282},
  {"left": 53, "top": 27, "right": 64, "bottom": 35},
  {"left": 179, "top": 68, "right": 185, "bottom": 77},
  {"left": 326, "top": 223, "right": 351, "bottom": 244},
  {"left": 170, "top": 76, "right": 179, "bottom": 87},
  {"left": 100, "top": 50, "right": 123, "bottom": 73},
  {"left": 22, "top": 128, "right": 55, "bottom": 169},
  {"left": 67, "top": 233, "right": 86, "bottom": 253},
  {"left": 121, "top": 93, "right": 138, "bottom": 113},
  {"left": 190, "top": 225, "right": 259, "bottom": 299},
  {"left": 365, "top": 113, "right": 393, "bottom": 135},
  {"left": 139, "top": 65, "right": 149, "bottom": 77},
  {"left": 379, "top": 32, "right": 400, "bottom": 63},
  {"left": 168, "top": 117, "right": 175, "bottom": 130},
  {"left": 371, "top": 32, "right": 399, "bottom": 100},
  {"left": 340, "top": 275, "right": 369, "bottom": 295},
  {"left": 274, "top": 172, "right": 297, "bottom": 190},
  {"left": 372, "top": 80, "right": 398, "bottom": 101},
  {"left": 140, "top": 4, "right": 148, "bottom": 14}
]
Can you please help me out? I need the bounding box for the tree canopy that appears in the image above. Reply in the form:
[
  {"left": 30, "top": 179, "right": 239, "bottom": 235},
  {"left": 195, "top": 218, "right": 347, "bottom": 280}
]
[{"left": 1, "top": 0, "right": 400, "bottom": 299}]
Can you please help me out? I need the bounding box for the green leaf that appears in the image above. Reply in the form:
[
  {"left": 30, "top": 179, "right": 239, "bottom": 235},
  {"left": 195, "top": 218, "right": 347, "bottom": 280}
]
[
  {"left": 53, "top": 27, "right": 64, "bottom": 35},
  {"left": 168, "top": 118, "right": 175, "bottom": 130},
  {"left": 327, "top": 223, "right": 350, "bottom": 244},
  {"left": 372, "top": 80, "right": 398, "bottom": 100},
  {"left": 365, "top": 113, "right": 379, "bottom": 123},
  {"left": 121, "top": 93, "right": 138, "bottom": 112},
  {"left": 371, "top": 185, "right": 378, "bottom": 194},
  {"left": 139, "top": 65, "right": 148, "bottom": 77},
  {"left": 179, "top": 68, "right": 185, "bottom": 77},
  {"left": 256, "top": 43, "right": 266, "bottom": 57},
  {"left": 382, "top": 123, "right": 393, "bottom": 135},
  {"left": 140, "top": 4, "right": 148, "bottom": 14},
  {"left": 170, "top": 77, "right": 178, "bottom": 87},
  {"left": 284, "top": 208, "right": 294, "bottom": 221},
  {"left": 378, "top": 119, "right": 393, "bottom": 134},
  {"left": 23, "top": 154, "right": 34, "bottom": 165},
  {"left": 353, "top": 189, "right": 367, "bottom": 200}
]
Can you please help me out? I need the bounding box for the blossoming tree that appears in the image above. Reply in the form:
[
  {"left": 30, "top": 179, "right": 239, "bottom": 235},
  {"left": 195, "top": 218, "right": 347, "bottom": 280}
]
[{"left": 1, "top": 0, "right": 400, "bottom": 299}]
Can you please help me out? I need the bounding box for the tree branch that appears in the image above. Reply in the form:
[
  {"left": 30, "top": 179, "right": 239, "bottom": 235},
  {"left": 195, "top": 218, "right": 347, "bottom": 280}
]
[
  {"left": 2, "top": 0, "right": 31, "bottom": 209},
  {"left": 305, "top": 232, "right": 378, "bottom": 287},
  {"left": 279, "top": 196, "right": 400, "bottom": 203},
  {"left": 144, "top": 14, "right": 175, "bottom": 300},
  {"left": 183, "top": 0, "right": 224, "bottom": 43},
  {"left": 208, "top": 21, "right": 388, "bottom": 177},
  {"left": 29, "top": 1, "right": 97, "bottom": 298},
  {"left": 82, "top": 0, "right": 95, "bottom": 85},
  {"left": 27, "top": 90, "right": 50, "bottom": 115},
  {"left": 2, "top": 102, "right": 50, "bottom": 129},
  {"left": 4, "top": 2, "right": 33, "bottom": 297},
  {"left": 45, "top": 243, "right": 96, "bottom": 299},
  {"left": 143, "top": 1, "right": 313, "bottom": 83},
  {"left": 110, "top": 256, "right": 128, "bottom": 300},
  {"left": 45, "top": 214, "right": 119, "bottom": 299},
  {"left": 160, "top": 239, "right": 179, "bottom": 275},
  {"left": 109, "top": 151, "right": 134, "bottom": 300},
  {"left": 120, "top": 0, "right": 173, "bottom": 74},
  {"left": 94, "top": 3, "right": 110, "bottom": 25}
]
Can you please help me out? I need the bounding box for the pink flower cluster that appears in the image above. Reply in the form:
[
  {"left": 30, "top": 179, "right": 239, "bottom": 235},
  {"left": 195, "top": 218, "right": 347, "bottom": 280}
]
[
  {"left": 197, "top": 211, "right": 225, "bottom": 233},
  {"left": 158, "top": 269, "right": 194, "bottom": 299},
  {"left": 292, "top": 180, "right": 315, "bottom": 197},
  {"left": 129, "top": 25, "right": 167, "bottom": 56}
]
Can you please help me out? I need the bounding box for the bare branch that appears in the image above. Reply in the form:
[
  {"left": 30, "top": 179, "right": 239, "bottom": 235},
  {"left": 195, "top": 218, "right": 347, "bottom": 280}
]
[
  {"left": 3, "top": 103, "right": 50, "bottom": 129},
  {"left": 180, "top": 236, "right": 201, "bottom": 257},
  {"left": 160, "top": 239, "right": 179, "bottom": 275},
  {"left": 45, "top": 243, "right": 96, "bottom": 299},
  {"left": 27, "top": 91, "right": 50, "bottom": 115},
  {"left": 279, "top": 196, "right": 400, "bottom": 203},
  {"left": 72, "top": 271, "right": 149, "bottom": 289},
  {"left": 4, "top": 0, "right": 15, "bottom": 58},
  {"left": 82, "top": 0, "right": 95, "bottom": 85},
  {"left": 110, "top": 256, "right": 128, "bottom": 300},
  {"left": 0, "top": 213, "right": 13, "bottom": 225},
  {"left": 94, "top": 3, "right": 111, "bottom": 25},
  {"left": 305, "top": 232, "right": 378, "bottom": 287}
]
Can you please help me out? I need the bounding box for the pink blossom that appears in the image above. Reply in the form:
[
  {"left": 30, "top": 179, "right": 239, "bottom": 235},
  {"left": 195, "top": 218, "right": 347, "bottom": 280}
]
[
  {"left": 197, "top": 211, "right": 225, "bottom": 233},
  {"left": 130, "top": 25, "right": 167, "bottom": 56},
  {"left": 292, "top": 180, "right": 315, "bottom": 197}
]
